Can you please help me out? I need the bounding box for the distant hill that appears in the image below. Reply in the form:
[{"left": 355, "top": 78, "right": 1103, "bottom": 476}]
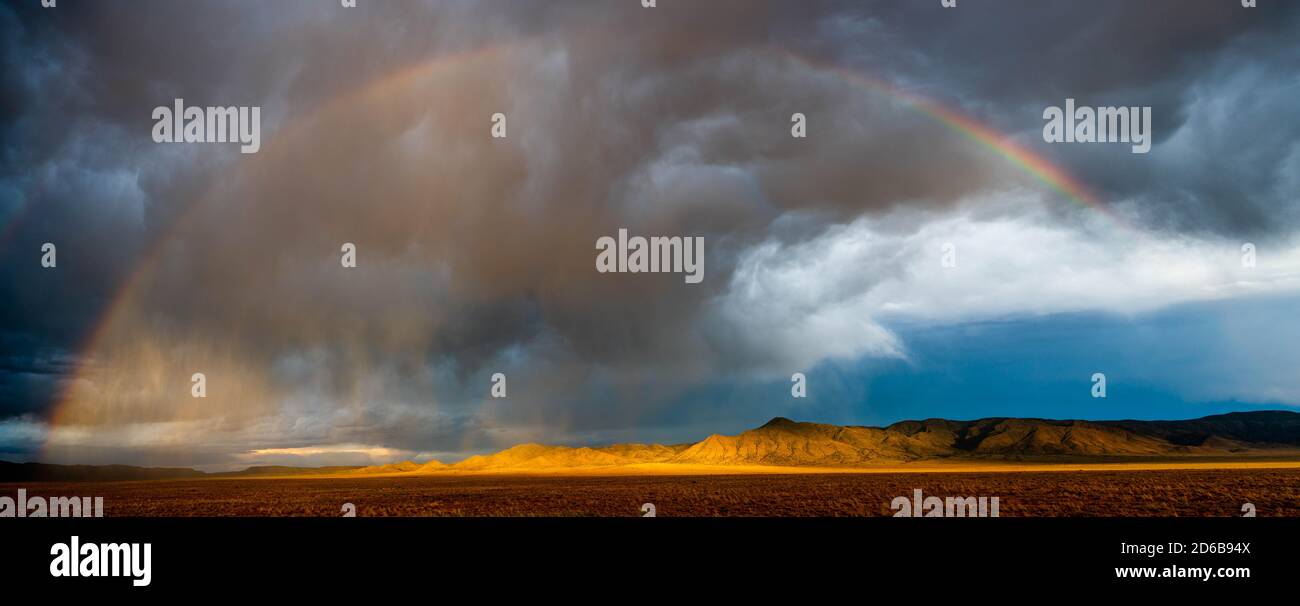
[
  {"left": 0, "top": 461, "right": 207, "bottom": 482},
  {"left": 668, "top": 412, "right": 1300, "bottom": 467},
  {"left": 0, "top": 461, "right": 361, "bottom": 482},
  {"left": 453, "top": 443, "right": 691, "bottom": 471},
  {"left": 358, "top": 410, "right": 1300, "bottom": 472},
  {"left": 6, "top": 411, "right": 1300, "bottom": 480},
  {"left": 209, "top": 465, "right": 362, "bottom": 477}
]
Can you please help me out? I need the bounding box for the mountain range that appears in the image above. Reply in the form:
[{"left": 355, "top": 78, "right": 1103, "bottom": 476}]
[
  {"left": 5, "top": 411, "right": 1300, "bottom": 480},
  {"left": 375, "top": 410, "right": 1300, "bottom": 472}
]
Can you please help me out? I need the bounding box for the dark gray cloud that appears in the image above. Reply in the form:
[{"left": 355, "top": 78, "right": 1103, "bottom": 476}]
[{"left": 2, "top": 0, "right": 1298, "bottom": 466}]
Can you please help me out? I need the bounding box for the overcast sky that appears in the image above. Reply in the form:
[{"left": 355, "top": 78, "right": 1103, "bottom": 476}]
[{"left": 2, "top": 0, "right": 1299, "bottom": 469}]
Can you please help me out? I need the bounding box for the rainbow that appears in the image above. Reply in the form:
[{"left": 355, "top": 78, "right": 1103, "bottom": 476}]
[
  {"left": 49, "top": 40, "right": 1123, "bottom": 435},
  {"left": 48, "top": 41, "right": 520, "bottom": 431},
  {"left": 778, "top": 50, "right": 1116, "bottom": 221}
]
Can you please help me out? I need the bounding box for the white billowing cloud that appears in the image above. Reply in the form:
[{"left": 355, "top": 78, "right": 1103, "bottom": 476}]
[
  {"left": 710, "top": 191, "right": 1300, "bottom": 373},
  {"left": 236, "top": 444, "right": 435, "bottom": 468},
  {"left": 703, "top": 218, "right": 910, "bottom": 375}
]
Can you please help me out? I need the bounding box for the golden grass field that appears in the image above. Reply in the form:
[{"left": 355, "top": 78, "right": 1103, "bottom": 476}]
[{"left": 5, "top": 462, "right": 1299, "bottom": 517}]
